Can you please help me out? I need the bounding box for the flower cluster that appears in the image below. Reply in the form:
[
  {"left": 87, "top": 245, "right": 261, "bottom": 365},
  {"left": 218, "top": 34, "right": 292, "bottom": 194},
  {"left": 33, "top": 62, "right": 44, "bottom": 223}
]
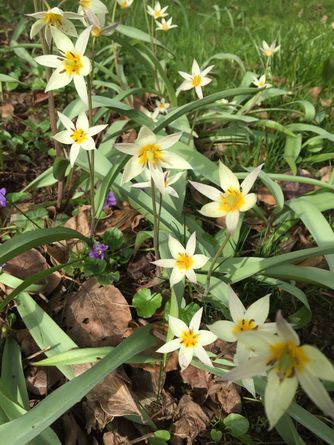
[{"left": 147, "top": 2, "right": 177, "bottom": 33}]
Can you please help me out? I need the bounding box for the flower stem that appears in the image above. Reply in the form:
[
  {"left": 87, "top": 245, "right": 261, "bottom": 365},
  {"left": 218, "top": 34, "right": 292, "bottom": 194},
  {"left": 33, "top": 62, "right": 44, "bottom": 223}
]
[
  {"left": 187, "top": 110, "right": 199, "bottom": 145},
  {"left": 151, "top": 178, "right": 160, "bottom": 268},
  {"left": 88, "top": 37, "right": 96, "bottom": 237},
  {"left": 204, "top": 232, "right": 231, "bottom": 297}
]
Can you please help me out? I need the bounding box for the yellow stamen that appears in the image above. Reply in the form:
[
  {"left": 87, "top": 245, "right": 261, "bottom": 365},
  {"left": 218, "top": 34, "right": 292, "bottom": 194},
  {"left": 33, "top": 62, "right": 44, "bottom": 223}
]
[
  {"left": 44, "top": 11, "right": 62, "bottom": 26},
  {"left": 138, "top": 143, "right": 163, "bottom": 167},
  {"left": 71, "top": 128, "right": 87, "bottom": 144},
  {"left": 192, "top": 75, "right": 202, "bottom": 87},
  {"left": 219, "top": 188, "right": 245, "bottom": 212},
  {"left": 264, "top": 49, "right": 273, "bottom": 57},
  {"left": 233, "top": 318, "right": 258, "bottom": 333},
  {"left": 154, "top": 11, "right": 161, "bottom": 18},
  {"left": 180, "top": 329, "right": 199, "bottom": 348},
  {"left": 268, "top": 341, "right": 309, "bottom": 380},
  {"left": 91, "top": 25, "right": 102, "bottom": 37},
  {"left": 80, "top": 0, "right": 91, "bottom": 8},
  {"left": 63, "top": 51, "right": 83, "bottom": 75},
  {"left": 176, "top": 253, "right": 194, "bottom": 270},
  {"left": 120, "top": 0, "right": 129, "bottom": 8},
  {"left": 258, "top": 81, "right": 266, "bottom": 88}
]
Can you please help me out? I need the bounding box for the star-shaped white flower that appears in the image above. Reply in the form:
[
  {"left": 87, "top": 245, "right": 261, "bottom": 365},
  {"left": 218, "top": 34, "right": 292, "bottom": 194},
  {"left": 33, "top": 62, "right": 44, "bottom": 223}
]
[
  {"left": 260, "top": 40, "right": 280, "bottom": 58},
  {"left": 177, "top": 60, "right": 214, "bottom": 99},
  {"left": 157, "top": 307, "right": 217, "bottom": 370},
  {"left": 190, "top": 163, "right": 262, "bottom": 234},
  {"left": 209, "top": 286, "right": 276, "bottom": 395},
  {"left": 78, "top": 0, "right": 108, "bottom": 15},
  {"left": 253, "top": 74, "right": 271, "bottom": 89},
  {"left": 222, "top": 312, "right": 334, "bottom": 429},
  {"left": 147, "top": 2, "right": 168, "bottom": 19},
  {"left": 114, "top": 126, "right": 191, "bottom": 184},
  {"left": 35, "top": 27, "right": 92, "bottom": 104},
  {"left": 156, "top": 17, "right": 177, "bottom": 32},
  {"left": 154, "top": 98, "right": 170, "bottom": 116},
  {"left": 117, "top": 0, "right": 134, "bottom": 9},
  {"left": 153, "top": 232, "right": 209, "bottom": 287},
  {"left": 27, "top": 7, "right": 82, "bottom": 47},
  {"left": 54, "top": 111, "right": 107, "bottom": 166},
  {"left": 132, "top": 169, "right": 183, "bottom": 197}
]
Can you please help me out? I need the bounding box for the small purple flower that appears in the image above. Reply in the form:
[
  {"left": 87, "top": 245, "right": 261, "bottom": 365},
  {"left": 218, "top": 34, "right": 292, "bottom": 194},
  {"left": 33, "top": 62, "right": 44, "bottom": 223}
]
[
  {"left": 103, "top": 191, "right": 117, "bottom": 209},
  {"left": 0, "top": 188, "right": 6, "bottom": 208},
  {"left": 89, "top": 243, "right": 108, "bottom": 260}
]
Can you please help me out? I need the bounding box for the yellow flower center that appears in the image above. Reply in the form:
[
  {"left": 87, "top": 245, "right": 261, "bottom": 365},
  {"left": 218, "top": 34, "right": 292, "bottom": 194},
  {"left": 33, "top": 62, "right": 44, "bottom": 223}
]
[
  {"left": 120, "top": 0, "right": 129, "bottom": 8},
  {"left": 176, "top": 253, "right": 194, "bottom": 270},
  {"left": 154, "top": 11, "right": 161, "bottom": 18},
  {"left": 44, "top": 11, "right": 62, "bottom": 26},
  {"left": 91, "top": 25, "right": 102, "bottom": 37},
  {"left": 180, "top": 329, "right": 199, "bottom": 348},
  {"left": 233, "top": 318, "right": 258, "bottom": 333},
  {"left": 219, "top": 188, "right": 245, "bottom": 212},
  {"left": 80, "top": 0, "right": 91, "bottom": 8},
  {"left": 62, "top": 51, "right": 83, "bottom": 75},
  {"left": 264, "top": 49, "right": 273, "bottom": 57},
  {"left": 159, "top": 103, "right": 166, "bottom": 110},
  {"left": 71, "top": 128, "right": 87, "bottom": 144},
  {"left": 138, "top": 143, "right": 163, "bottom": 167},
  {"left": 192, "top": 75, "right": 202, "bottom": 87},
  {"left": 268, "top": 341, "right": 309, "bottom": 380},
  {"left": 258, "top": 80, "right": 266, "bottom": 88}
]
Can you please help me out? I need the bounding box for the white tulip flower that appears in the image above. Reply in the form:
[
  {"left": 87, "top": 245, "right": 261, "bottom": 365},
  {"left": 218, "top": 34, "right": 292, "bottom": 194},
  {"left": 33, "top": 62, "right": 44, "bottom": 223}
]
[
  {"left": 132, "top": 169, "right": 183, "bottom": 197},
  {"left": 222, "top": 312, "right": 334, "bottom": 428},
  {"left": 260, "top": 40, "right": 280, "bottom": 58},
  {"left": 54, "top": 111, "right": 107, "bottom": 166},
  {"left": 156, "top": 17, "right": 177, "bottom": 32},
  {"left": 253, "top": 74, "right": 271, "bottom": 89},
  {"left": 78, "top": 0, "right": 108, "bottom": 15},
  {"left": 157, "top": 307, "right": 217, "bottom": 370},
  {"left": 154, "top": 98, "right": 170, "bottom": 116},
  {"left": 152, "top": 232, "right": 209, "bottom": 287},
  {"left": 35, "top": 27, "right": 92, "bottom": 104},
  {"left": 177, "top": 60, "right": 214, "bottom": 99},
  {"left": 209, "top": 286, "right": 276, "bottom": 395},
  {"left": 117, "top": 0, "right": 134, "bottom": 9},
  {"left": 190, "top": 162, "right": 263, "bottom": 234},
  {"left": 147, "top": 2, "right": 168, "bottom": 19},
  {"left": 114, "top": 126, "right": 191, "bottom": 183}
]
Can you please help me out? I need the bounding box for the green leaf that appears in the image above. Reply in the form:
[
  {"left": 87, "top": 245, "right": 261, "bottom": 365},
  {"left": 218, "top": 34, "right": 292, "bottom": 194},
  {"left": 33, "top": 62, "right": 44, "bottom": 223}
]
[
  {"left": 116, "top": 24, "right": 162, "bottom": 46},
  {"left": 275, "top": 414, "right": 307, "bottom": 445},
  {"left": 284, "top": 134, "right": 302, "bottom": 175},
  {"left": 204, "top": 52, "right": 245, "bottom": 73},
  {"left": 265, "top": 264, "right": 334, "bottom": 289},
  {"left": 0, "top": 74, "right": 23, "bottom": 84},
  {"left": 103, "top": 227, "right": 124, "bottom": 251},
  {"left": 133, "top": 289, "right": 162, "bottom": 318},
  {"left": 224, "top": 413, "right": 249, "bottom": 437},
  {"left": 52, "top": 157, "right": 70, "bottom": 180},
  {"left": 210, "top": 429, "right": 223, "bottom": 442},
  {"left": 0, "top": 326, "right": 155, "bottom": 445}
]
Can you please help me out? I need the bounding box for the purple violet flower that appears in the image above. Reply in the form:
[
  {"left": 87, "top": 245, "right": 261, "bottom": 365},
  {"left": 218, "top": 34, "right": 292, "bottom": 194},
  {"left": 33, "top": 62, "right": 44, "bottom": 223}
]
[
  {"left": 0, "top": 188, "right": 6, "bottom": 208},
  {"left": 103, "top": 191, "right": 117, "bottom": 209},
  {"left": 89, "top": 243, "right": 108, "bottom": 260}
]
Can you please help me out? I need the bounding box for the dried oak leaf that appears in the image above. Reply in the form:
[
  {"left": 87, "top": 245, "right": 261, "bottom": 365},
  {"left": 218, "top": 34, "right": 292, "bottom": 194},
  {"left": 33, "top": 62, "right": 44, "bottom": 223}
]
[
  {"left": 96, "top": 204, "right": 140, "bottom": 235},
  {"left": 280, "top": 169, "right": 314, "bottom": 200},
  {"left": 64, "top": 205, "right": 91, "bottom": 253},
  {"left": 181, "top": 365, "right": 209, "bottom": 390},
  {"left": 64, "top": 278, "right": 131, "bottom": 347},
  {"left": 5, "top": 248, "right": 61, "bottom": 296},
  {"left": 172, "top": 395, "right": 209, "bottom": 444},
  {"left": 257, "top": 186, "right": 276, "bottom": 206},
  {"left": 84, "top": 372, "right": 142, "bottom": 432},
  {"left": 207, "top": 380, "right": 241, "bottom": 415},
  {"left": 103, "top": 431, "right": 129, "bottom": 445}
]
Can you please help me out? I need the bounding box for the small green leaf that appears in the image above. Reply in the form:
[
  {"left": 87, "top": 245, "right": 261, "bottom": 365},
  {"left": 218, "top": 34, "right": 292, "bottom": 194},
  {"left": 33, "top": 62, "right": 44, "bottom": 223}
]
[
  {"left": 149, "top": 430, "right": 171, "bottom": 444},
  {"left": 133, "top": 288, "right": 162, "bottom": 318},
  {"left": 103, "top": 227, "right": 124, "bottom": 251},
  {"left": 53, "top": 157, "right": 70, "bottom": 180},
  {"left": 224, "top": 413, "right": 249, "bottom": 437},
  {"left": 210, "top": 428, "right": 223, "bottom": 442}
]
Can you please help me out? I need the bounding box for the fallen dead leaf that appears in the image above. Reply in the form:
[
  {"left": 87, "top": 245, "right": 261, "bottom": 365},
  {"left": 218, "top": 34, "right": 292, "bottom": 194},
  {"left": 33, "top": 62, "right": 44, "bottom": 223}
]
[
  {"left": 257, "top": 186, "right": 276, "bottom": 206},
  {"left": 280, "top": 169, "right": 314, "bottom": 200},
  {"left": 181, "top": 365, "right": 209, "bottom": 391},
  {"left": 308, "top": 86, "right": 322, "bottom": 103},
  {"left": 298, "top": 255, "right": 324, "bottom": 267},
  {"left": 64, "top": 205, "right": 91, "bottom": 253},
  {"left": 207, "top": 380, "right": 242, "bottom": 415},
  {"left": 320, "top": 166, "right": 333, "bottom": 183},
  {"left": 64, "top": 278, "right": 131, "bottom": 347},
  {"left": 127, "top": 252, "right": 155, "bottom": 281},
  {"left": 96, "top": 204, "right": 140, "bottom": 234},
  {"left": 320, "top": 98, "right": 332, "bottom": 108},
  {"left": 0, "top": 103, "right": 14, "bottom": 118},
  {"left": 103, "top": 431, "right": 129, "bottom": 445}
]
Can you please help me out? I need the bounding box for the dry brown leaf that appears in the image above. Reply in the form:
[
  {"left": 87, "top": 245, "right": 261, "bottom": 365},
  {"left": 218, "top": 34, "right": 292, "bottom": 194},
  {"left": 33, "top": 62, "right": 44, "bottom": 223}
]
[
  {"left": 181, "top": 365, "right": 209, "bottom": 390},
  {"left": 0, "top": 103, "right": 14, "bottom": 118},
  {"left": 320, "top": 166, "right": 333, "bottom": 183},
  {"left": 96, "top": 205, "right": 139, "bottom": 234},
  {"left": 5, "top": 248, "right": 61, "bottom": 296},
  {"left": 320, "top": 98, "right": 332, "bottom": 108},
  {"left": 64, "top": 205, "right": 91, "bottom": 253},
  {"left": 298, "top": 255, "right": 324, "bottom": 267},
  {"left": 64, "top": 278, "right": 131, "bottom": 347},
  {"left": 308, "top": 86, "right": 322, "bottom": 103},
  {"left": 257, "top": 186, "right": 276, "bottom": 206},
  {"left": 207, "top": 380, "right": 241, "bottom": 415},
  {"left": 103, "top": 431, "right": 129, "bottom": 445},
  {"left": 127, "top": 252, "right": 155, "bottom": 281},
  {"left": 172, "top": 395, "right": 209, "bottom": 444},
  {"left": 84, "top": 372, "right": 142, "bottom": 432},
  {"left": 281, "top": 169, "right": 314, "bottom": 200}
]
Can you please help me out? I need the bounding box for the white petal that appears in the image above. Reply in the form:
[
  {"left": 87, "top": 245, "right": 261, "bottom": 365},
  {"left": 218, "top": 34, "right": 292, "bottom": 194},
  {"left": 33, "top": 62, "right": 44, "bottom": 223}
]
[
  {"left": 177, "top": 80, "right": 194, "bottom": 92},
  {"left": 179, "top": 346, "right": 194, "bottom": 370},
  {"left": 189, "top": 307, "right": 203, "bottom": 332},
  {"left": 30, "top": 20, "right": 45, "bottom": 39},
  {"left": 158, "top": 132, "right": 182, "bottom": 150},
  {"left": 185, "top": 232, "right": 196, "bottom": 256},
  {"left": 114, "top": 143, "right": 138, "bottom": 155},
  {"left": 73, "top": 75, "right": 88, "bottom": 104},
  {"left": 228, "top": 286, "right": 246, "bottom": 322},
  {"left": 302, "top": 345, "right": 334, "bottom": 381},
  {"left": 209, "top": 320, "right": 238, "bottom": 342},
  {"left": 298, "top": 369, "right": 334, "bottom": 419},
  {"left": 80, "top": 56, "right": 92, "bottom": 76},
  {"left": 53, "top": 130, "right": 72, "bottom": 144},
  {"left": 75, "top": 26, "right": 91, "bottom": 54},
  {"left": 244, "top": 294, "right": 270, "bottom": 326},
  {"left": 45, "top": 26, "right": 52, "bottom": 48},
  {"left": 219, "top": 162, "right": 240, "bottom": 192},
  {"left": 35, "top": 54, "right": 60, "bottom": 68},
  {"left": 168, "top": 315, "right": 188, "bottom": 337},
  {"left": 81, "top": 136, "right": 95, "bottom": 150},
  {"left": 276, "top": 311, "right": 299, "bottom": 345},
  {"left": 178, "top": 71, "right": 192, "bottom": 80},
  {"left": 200, "top": 77, "right": 212, "bottom": 87},
  {"left": 189, "top": 181, "right": 221, "bottom": 201},
  {"left": 198, "top": 330, "right": 217, "bottom": 346},
  {"left": 52, "top": 27, "right": 74, "bottom": 53},
  {"left": 185, "top": 268, "right": 197, "bottom": 283},
  {"left": 225, "top": 211, "right": 239, "bottom": 234},
  {"left": 235, "top": 342, "right": 251, "bottom": 365},
  {"left": 242, "top": 378, "right": 256, "bottom": 397},
  {"left": 237, "top": 331, "right": 278, "bottom": 354},
  {"left": 152, "top": 259, "right": 176, "bottom": 268},
  {"left": 137, "top": 126, "right": 156, "bottom": 146},
  {"left": 168, "top": 172, "right": 183, "bottom": 185},
  {"left": 57, "top": 111, "right": 74, "bottom": 130},
  {"left": 191, "top": 254, "right": 209, "bottom": 269},
  {"left": 76, "top": 111, "right": 89, "bottom": 131},
  {"left": 192, "top": 59, "right": 201, "bottom": 75},
  {"left": 201, "top": 65, "right": 214, "bottom": 77},
  {"left": 61, "top": 18, "right": 78, "bottom": 37},
  {"left": 194, "top": 344, "right": 213, "bottom": 367},
  {"left": 170, "top": 267, "right": 185, "bottom": 287},
  {"left": 122, "top": 157, "right": 143, "bottom": 183},
  {"left": 265, "top": 370, "right": 298, "bottom": 429},
  {"left": 168, "top": 235, "right": 185, "bottom": 258},
  {"left": 160, "top": 152, "right": 192, "bottom": 170},
  {"left": 260, "top": 322, "right": 277, "bottom": 333},
  {"left": 240, "top": 164, "right": 263, "bottom": 195},
  {"left": 239, "top": 193, "right": 257, "bottom": 212},
  {"left": 156, "top": 338, "right": 181, "bottom": 353},
  {"left": 69, "top": 144, "right": 80, "bottom": 166},
  {"left": 88, "top": 124, "right": 107, "bottom": 136},
  {"left": 223, "top": 355, "right": 269, "bottom": 381},
  {"left": 199, "top": 202, "right": 227, "bottom": 218},
  {"left": 45, "top": 69, "right": 72, "bottom": 91},
  {"left": 195, "top": 86, "right": 203, "bottom": 99}
]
